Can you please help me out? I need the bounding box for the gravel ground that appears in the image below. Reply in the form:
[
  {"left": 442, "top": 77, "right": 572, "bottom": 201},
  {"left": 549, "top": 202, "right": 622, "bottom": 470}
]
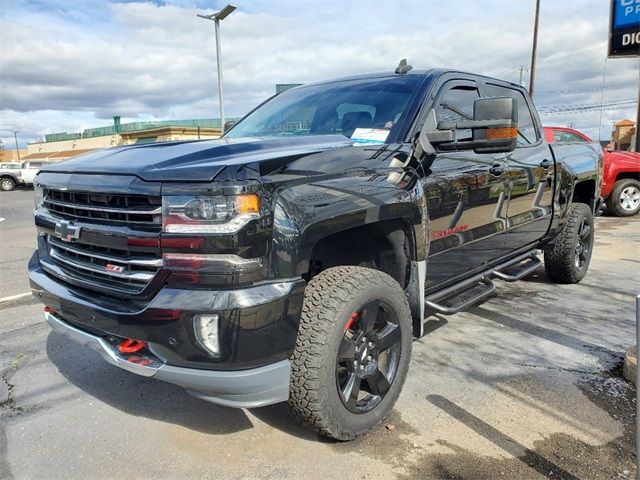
[{"left": 0, "top": 190, "right": 637, "bottom": 479}]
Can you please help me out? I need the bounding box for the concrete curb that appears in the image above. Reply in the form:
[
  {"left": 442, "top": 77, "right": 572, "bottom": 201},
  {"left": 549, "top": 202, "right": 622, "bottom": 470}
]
[
  {"left": 0, "top": 292, "right": 34, "bottom": 308},
  {"left": 624, "top": 345, "right": 636, "bottom": 385}
]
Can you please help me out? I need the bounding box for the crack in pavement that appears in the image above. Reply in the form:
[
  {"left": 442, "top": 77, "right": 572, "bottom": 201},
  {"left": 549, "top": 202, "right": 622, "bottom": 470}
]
[
  {"left": 0, "top": 368, "right": 24, "bottom": 418},
  {"left": 511, "top": 362, "right": 603, "bottom": 376}
]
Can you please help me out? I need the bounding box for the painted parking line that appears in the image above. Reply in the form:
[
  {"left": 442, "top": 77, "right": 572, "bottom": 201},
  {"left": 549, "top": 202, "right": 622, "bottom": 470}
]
[{"left": 0, "top": 292, "right": 33, "bottom": 307}]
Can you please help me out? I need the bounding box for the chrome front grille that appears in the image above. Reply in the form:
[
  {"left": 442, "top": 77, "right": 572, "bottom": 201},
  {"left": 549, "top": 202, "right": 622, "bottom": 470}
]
[
  {"left": 45, "top": 235, "right": 161, "bottom": 294},
  {"left": 43, "top": 188, "right": 162, "bottom": 229}
]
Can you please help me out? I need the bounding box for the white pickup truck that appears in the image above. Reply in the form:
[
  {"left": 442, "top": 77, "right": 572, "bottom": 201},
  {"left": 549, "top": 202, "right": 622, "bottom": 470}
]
[{"left": 0, "top": 161, "right": 46, "bottom": 191}]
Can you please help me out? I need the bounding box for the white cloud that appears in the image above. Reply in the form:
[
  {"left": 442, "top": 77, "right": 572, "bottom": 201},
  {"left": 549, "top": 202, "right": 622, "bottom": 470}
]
[{"left": 1, "top": 0, "right": 638, "bottom": 147}]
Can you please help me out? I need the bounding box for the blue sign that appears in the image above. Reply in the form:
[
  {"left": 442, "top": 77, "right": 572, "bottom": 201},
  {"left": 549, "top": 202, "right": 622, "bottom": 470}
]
[
  {"left": 614, "top": 0, "right": 640, "bottom": 29},
  {"left": 610, "top": 0, "right": 640, "bottom": 57}
]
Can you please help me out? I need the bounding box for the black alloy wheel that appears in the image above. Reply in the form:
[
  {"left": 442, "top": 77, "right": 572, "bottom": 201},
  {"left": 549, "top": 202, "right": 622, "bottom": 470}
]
[
  {"left": 288, "top": 266, "right": 412, "bottom": 440},
  {"left": 336, "top": 300, "right": 402, "bottom": 414},
  {"left": 573, "top": 217, "right": 591, "bottom": 271}
]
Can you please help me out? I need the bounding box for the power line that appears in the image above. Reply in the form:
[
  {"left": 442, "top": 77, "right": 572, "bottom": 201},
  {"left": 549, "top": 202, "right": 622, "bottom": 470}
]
[
  {"left": 538, "top": 81, "right": 637, "bottom": 94},
  {"left": 538, "top": 100, "right": 638, "bottom": 116},
  {"left": 538, "top": 98, "right": 636, "bottom": 110}
]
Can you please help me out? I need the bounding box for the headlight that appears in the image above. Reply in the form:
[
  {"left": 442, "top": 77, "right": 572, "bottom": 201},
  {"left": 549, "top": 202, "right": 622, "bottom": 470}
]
[
  {"left": 162, "top": 194, "right": 260, "bottom": 234},
  {"left": 34, "top": 183, "right": 44, "bottom": 208}
]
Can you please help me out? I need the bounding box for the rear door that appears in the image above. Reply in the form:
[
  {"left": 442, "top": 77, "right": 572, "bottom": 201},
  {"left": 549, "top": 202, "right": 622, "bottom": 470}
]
[
  {"left": 424, "top": 79, "right": 510, "bottom": 288},
  {"left": 482, "top": 82, "right": 555, "bottom": 250}
]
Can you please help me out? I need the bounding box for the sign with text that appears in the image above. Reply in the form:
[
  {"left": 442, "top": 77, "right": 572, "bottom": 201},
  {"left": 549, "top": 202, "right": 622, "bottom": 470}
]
[{"left": 609, "top": 0, "right": 640, "bottom": 57}]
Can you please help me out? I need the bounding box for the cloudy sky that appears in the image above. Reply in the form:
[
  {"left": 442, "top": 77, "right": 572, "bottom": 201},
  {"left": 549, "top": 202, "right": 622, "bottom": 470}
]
[{"left": 1, "top": 0, "right": 639, "bottom": 149}]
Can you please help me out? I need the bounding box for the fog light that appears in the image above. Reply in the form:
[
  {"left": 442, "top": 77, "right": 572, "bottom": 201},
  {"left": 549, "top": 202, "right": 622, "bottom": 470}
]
[{"left": 194, "top": 314, "right": 220, "bottom": 356}]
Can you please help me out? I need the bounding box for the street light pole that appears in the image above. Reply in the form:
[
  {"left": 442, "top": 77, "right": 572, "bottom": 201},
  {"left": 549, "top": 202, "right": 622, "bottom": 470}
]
[
  {"left": 13, "top": 131, "right": 21, "bottom": 162},
  {"left": 197, "top": 4, "right": 236, "bottom": 136},
  {"left": 214, "top": 17, "right": 225, "bottom": 131}
]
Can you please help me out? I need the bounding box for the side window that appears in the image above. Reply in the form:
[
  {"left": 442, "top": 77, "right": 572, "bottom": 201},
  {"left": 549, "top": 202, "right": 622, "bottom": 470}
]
[
  {"left": 553, "top": 131, "right": 588, "bottom": 143},
  {"left": 435, "top": 85, "right": 480, "bottom": 141},
  {"left": 484, "top": 83, "right": 539, "bottom": 146}
]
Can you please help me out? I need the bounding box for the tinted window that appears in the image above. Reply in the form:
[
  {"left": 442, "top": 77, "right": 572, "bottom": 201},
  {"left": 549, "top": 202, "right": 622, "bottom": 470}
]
[
  {"left": 484, "top": 83, "right": 539, "bottom": 146},
  {"left": 553, "top": 131, "right": 588, "bottom": 143},
  {"left": 435, "top": 85, "right": 480, "bottom": 141},
  {"left": 225, "top": 76, "right": 423, "bottom": 141}
]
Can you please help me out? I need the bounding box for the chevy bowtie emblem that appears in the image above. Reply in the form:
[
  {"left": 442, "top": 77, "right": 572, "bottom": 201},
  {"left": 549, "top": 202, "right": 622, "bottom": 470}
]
[{"left": 54, "top": 220, "right": 82, "bottom": 242}]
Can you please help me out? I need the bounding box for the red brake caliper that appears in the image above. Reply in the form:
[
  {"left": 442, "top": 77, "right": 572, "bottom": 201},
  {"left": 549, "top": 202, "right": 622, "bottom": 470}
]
[{"left": 345, "top": 311, "right": 359, "bottom": 332}]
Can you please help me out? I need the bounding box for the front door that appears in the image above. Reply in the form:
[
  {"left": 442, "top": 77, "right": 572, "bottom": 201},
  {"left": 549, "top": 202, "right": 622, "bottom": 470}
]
[
  {"left": 423, "top": 80, "right": 510, "bottom": 289},
  {"left": 482, "top": 82, "right": 555, "bottom": 250}
]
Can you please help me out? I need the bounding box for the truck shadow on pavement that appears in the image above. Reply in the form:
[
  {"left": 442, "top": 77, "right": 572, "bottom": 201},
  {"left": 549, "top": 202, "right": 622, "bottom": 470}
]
[
  {"left": 46, "top": 331, "right": 322, "bottom": 441},
  {"left": 45, "top": 332, "right": 256, "bottom": 436}
]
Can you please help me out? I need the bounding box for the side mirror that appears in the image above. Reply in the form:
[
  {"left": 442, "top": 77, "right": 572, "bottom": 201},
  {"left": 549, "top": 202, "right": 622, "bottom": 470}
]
[
  {"left": 425, "top": 97, "right": 518, "bottom": 154},
  {"left": 223, "top": 120, "right": 237, "bottom": 134},
  {"left": 471, "top": 97, "right": 518, "bottom": 153}
]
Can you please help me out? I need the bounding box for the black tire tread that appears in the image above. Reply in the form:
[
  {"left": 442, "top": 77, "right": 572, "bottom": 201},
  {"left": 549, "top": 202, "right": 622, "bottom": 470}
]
[
  {"left": 288, "top": 266, "right": 410, "bottom": 441},
  {"left": 543, "top": 203, "right": 592, "bottom": 283}
]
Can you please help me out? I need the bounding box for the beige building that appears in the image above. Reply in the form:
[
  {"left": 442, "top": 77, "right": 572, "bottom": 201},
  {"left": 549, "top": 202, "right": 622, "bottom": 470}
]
[
  {"left": 611, "top": 119, "right": 637, "bottom": 152},
  {"left": 22, "top": 118, "right": 231, "bottom": 163}
]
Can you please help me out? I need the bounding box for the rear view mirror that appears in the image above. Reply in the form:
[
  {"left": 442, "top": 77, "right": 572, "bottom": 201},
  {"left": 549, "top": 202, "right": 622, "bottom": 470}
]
[{"left": 223, "top": 121, "right": 237, "bottom": 134}]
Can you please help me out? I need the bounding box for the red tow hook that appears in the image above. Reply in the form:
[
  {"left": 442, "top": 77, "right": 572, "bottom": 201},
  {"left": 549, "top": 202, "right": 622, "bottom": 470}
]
[{"left": 118, "top": 338, "right": 147, "bottom": 354}]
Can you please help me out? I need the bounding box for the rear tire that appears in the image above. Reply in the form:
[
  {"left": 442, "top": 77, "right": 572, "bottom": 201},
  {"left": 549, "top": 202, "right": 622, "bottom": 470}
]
[
  {"left": 544, "top": 203, "right": 594, "bottom": 283},
  {"left": 288, "top": 266, "right": 412, "bottom": 441},
  {"left": 0, "top": 177, "right": 15, "bottom": 192},
  {"left": 605, "top": 179, "right": 640, "bottom": 217}
]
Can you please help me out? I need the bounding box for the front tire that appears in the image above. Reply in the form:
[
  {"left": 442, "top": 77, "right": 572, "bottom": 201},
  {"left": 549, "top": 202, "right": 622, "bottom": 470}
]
[
  {"left": 288, "top": 266, "right": 412, "bottom": 441},
  {"left": 605, "top": 179, "right": 640, "bottom": 217},
  {"left": 0, "top": 177, "right": 15, "bottom": 192},
  {"left": 544, "top": 203, "right": 594, "bottom": 283}
]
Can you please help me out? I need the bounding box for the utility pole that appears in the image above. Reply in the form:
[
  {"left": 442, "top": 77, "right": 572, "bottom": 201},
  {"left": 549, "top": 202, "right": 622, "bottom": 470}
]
[
  {"left": 529, "top": 0, "right": 541, "bottom": 98},
  {"left": 197, "top": 4, "right": 236, "bottom": 136},
  {"left": 518, "top": 65, "right": 528, "bottom": 87},
  {"left": 13, "top": 131, "right": 21, "bottom": 162},
  {"left": 598, "top": 57, "right": 608, "bottom": 143}
]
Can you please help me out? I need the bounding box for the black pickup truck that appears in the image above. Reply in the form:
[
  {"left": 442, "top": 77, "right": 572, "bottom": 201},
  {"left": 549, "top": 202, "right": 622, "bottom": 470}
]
[{"left": 29, "top": 66, "right": 603, "bottom": 440}]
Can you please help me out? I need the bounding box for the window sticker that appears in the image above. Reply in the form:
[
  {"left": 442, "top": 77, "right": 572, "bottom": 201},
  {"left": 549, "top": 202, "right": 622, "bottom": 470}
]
[{"left": 351, "top": 128, "right": 390, "bottom": 145}]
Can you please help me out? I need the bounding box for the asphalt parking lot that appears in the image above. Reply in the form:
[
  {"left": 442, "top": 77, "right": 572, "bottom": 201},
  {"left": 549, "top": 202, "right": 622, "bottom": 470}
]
[{"left": 1, "top": 190, "right": 638, "bottom": 480}]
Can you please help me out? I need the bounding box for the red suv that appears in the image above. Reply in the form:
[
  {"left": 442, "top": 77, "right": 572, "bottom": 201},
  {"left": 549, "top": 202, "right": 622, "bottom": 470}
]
[{"left": 544, "top": 126, "right": 640, "bottom": 217}]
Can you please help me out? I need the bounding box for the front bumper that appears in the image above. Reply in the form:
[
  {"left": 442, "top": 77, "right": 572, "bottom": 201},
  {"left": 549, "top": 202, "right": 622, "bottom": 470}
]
[
  {"left": 29, "top": 247, "right": 306, "bottom": 407},
  {"left": 45, "top": 310, "right": 291, "bottom": 408}
]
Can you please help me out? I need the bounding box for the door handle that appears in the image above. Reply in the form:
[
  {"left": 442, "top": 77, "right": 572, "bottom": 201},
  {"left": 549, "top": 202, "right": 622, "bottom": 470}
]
[
  {"left": 539, "top": 159, "right": 553, "bottom": 169},
  {"left": 489, "top": 164, "right": 505, "bottom": 176}
]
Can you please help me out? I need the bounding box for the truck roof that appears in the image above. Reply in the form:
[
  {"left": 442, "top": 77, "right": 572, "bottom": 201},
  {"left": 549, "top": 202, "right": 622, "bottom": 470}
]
[{"left": 297, "top": 67, "right": 523, "bottom": 92}]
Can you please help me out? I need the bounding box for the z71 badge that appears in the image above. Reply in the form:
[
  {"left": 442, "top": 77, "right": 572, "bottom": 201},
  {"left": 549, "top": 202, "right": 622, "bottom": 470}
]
[{"left": 105, "top": 264, "right": 125, "bottom": 273}]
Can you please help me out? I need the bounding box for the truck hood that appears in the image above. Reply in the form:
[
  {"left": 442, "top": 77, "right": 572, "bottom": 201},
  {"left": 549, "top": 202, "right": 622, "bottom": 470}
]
[
  {"left": 606, "top": 150, "right": 640, "bottom": 164},
  {"left": 40, "top": 135, "right": 354, "bottom": 182}
]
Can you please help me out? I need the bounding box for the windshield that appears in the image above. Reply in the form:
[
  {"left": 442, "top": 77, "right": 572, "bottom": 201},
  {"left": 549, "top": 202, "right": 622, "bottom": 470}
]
[{"left": 225, "top": 76, "right": 424, "bottom": 142}]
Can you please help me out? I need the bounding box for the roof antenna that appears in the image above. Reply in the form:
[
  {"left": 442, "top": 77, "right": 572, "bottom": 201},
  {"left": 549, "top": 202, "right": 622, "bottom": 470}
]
[{"left": 395, "top": 59, "right": 413, "bottom": 74}]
